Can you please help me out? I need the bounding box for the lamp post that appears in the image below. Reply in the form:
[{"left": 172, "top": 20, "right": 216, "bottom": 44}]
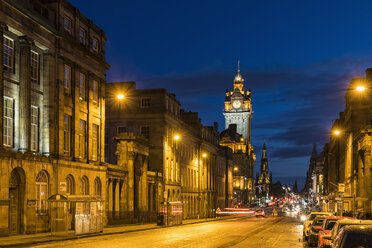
[{"left": 117, "top": 93, "right": 125, "bottom": 118}]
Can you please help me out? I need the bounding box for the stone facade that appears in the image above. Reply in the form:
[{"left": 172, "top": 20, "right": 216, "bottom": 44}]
[
  {"left": 0, "top": 0, "right": 108, "bottom": 235},
  {"left": 322, "top": 68, "right": 372, "bottom": 216},
  {"left": 105, "top": 82, "right": 235, "bottom": 220}
]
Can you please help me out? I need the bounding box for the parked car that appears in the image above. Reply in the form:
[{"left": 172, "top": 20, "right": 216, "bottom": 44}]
[
  {"left": 308, "top": 216, "right": 327, "bottom": 246},
  {"left": 303, "top": 212, "right": 333, "bottom": 240},
  {"left": 329, "top": 219, "right": 372, "bottom": 245},
  {"left": 332, "top": 225, "right": 372, "bottom": 248},
  {"left": 255, "top": 208, "right": 265, "bottom": 218},
  {"left": 317, "top": 216, "right": 343, "bottom": 248}
]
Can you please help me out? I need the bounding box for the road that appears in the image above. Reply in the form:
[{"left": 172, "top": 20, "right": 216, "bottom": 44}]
[{"left": 30, "top": 214, "right": 310, "bottom": 248}]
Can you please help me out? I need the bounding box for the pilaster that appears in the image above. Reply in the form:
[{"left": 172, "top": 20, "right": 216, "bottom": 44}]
[
  {"left": 18, "top": 36, "right": 33, "bottom": 152},
  {"left": 0, "top": 23, "right": 8, "bottom": 148}
]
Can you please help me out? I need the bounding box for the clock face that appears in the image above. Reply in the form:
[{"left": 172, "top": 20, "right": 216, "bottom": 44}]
[{"left": 232, "top": 100, "right": 241, "bottom": 109}]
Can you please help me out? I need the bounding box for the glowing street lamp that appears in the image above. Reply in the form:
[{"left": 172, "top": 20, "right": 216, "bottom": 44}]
[
  {"left": 234, "top": 166, "right": 238, "bottom": 172},
  {"left": 202, "top": 153, "right": 207, "bottom": 158},
  {"left": 173, "top": 135, "right": 180, "bottom": 141},
  {"left": 333, "top": 130, "right": 341, "bottom": 135},
  {"left": 117, "top": 94, "right": 125, "bottom": 100},
  {"left": 356, "top": 86, "right": 366, "bottom": 92}
]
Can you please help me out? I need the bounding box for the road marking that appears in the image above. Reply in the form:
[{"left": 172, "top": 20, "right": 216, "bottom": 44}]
[{"left": 271, "top": 234, "right": 282, "bottom": 247}]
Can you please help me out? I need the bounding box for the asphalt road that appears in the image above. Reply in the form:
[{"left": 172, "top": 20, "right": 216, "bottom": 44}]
[{"left": 30, "top": 214, "right": 310, "bottom": 248}]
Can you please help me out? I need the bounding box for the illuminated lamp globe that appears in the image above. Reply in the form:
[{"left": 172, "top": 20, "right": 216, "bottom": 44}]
[
  {"left": 117, "top": 94, "right": 125, "bottom": 100},
  {"left": 356, "top": 86, "right": 365, "bottom": 92}
]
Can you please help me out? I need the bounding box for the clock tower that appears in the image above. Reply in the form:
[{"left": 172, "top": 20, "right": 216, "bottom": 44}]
[{"left": 223, "top": 64, "right": 252, "bottom": 143}]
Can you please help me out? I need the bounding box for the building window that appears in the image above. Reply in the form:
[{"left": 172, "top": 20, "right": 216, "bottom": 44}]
[
  {"left": 94, "top": 177, "right": 101, "bottom": 196},
  {"left": 3, "top": 36, "right": 14, "bottom": 72},
  {"left": 30, "top": 51, "right": 39, "bottom": 84},
  {"left": 92, "top": 80, "right": 98, "bottom": 103},
  {"left": 92, "top": 38, "right": 99, "bottom": 52},
  {"left": 64, "top": 64, "right": 71, "bottom": 93},
  {"left": 92, "top": 124, "right": 99, "bottom": 161},
  {"left": 81, "top": 176, "right": 89, "bottom": 195},
  {"left": 63, "top": 115, "right": 71, "bottom": 155},
  {"left": 30, "top": 106, "right": 39, "bottom": 152},
  {"left": 117, "top": 126, "right": 126, "bottom": 134},
  {"left": 78, "top": 120, "right": 86, "bottom": 159},
  {"left": 63, "top": 16, "right": 72, "bottom": 33},
  {"left": 79, "top": 73, "right": 86, "bottom": 100},
  {"left": 36, "top": 170, "right": 48, "bottom": 215},
  {"left": 3, "top": 97, "right": 14, "bottom": 147},
  {"left": 141, "top": 98, "right": 150, "bottom": 108},
  {"left": 79, "top": 27, "right": 86, "bottom": 45},
  {"left": 66, "top": 174, "right": 74, "bottom": 195},
  {"left": 140, "top": 126, "right": 149, "bottom": 138}
]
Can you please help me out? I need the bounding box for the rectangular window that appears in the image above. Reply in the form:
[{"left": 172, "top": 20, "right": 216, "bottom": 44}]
[
  {"left": 30, "top": 51, "right": 39, "bottom": 84},
  {"left": 92, "top": 38, "right": 99, "bottom": 52},
  {"left": 78, "top": 120, "right": 86, "bottom": 158},
  {"left": 141, "top": 98, "right": 150, "bottom": 108},
  {"left": 92, "top": 80, "right": 98, "bottom": 103},
  {"left": 79, "top": 27, "right": 86, "bottom": 45},
  {"left": 30, "top": 106, "right": 39, "bottom": 152},
  {"left": 64, "top": 64, "right": 71, "bottom": 93},
  {"left": 64, "top": 16, "right": 72, "bottom": 33},
  {"left": 79, "top": 73, "right": 86, "bottom": 100},
  {"left": 117, "top": 126, "right": 126, "bottom": 134},
  {"left": 140, "top": 125, "right": 149, "bottom": 138},
  {"left": 3, "top": 36, "right": 14, "bottom": 72},
  {"left": 3, "top": 97, "right": 14, "bottom": 147},
  {"left": 92, "top": 124, "right": 99, "bottom": 161},
  {"left": 63, "top": 115, "right": 71, "bottom": 155}
]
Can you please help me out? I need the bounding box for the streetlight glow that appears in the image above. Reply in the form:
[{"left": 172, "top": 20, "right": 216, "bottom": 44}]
[
  {"left": 333, "top": 130, "right": 341, "bottom": 135},
  {"left": 173, "top": 135, "right": 180, "bottom": 141},
  {"left": 117, "top": 94, "right": 125, "bottom": 100},
  {"left": 356, "top": 86, "right": 366, "bottom": 92},
  {"left": 234, "top": 166, "right": 238, "bottom": 171},
  {"left": 202, "top": 153, "right": 207, "bottom": 158}
]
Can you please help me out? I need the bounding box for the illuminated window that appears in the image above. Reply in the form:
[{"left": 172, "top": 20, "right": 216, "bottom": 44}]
[
  {"left": 36, "top": 170, "right": 48, "bottom": 215},
  {"left": 3, "top": 36, "right": 14, "bottom": 72},
  {"left": 30, "top": 106, "right": 39, "bottom": 152},
  {"left": 79, "top": 73, "right": 86, "bottom": 100},
  {"left": 30, "top": 51, "right": 39, "bottom": 84},
  {"left": 3, "top": 97, "right": 14, "bottom": 147}
]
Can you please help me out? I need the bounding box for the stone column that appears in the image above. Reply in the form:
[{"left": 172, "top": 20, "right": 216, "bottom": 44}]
[
  {"left": 0, "top": 24, "right": 8, "bottom": 148},
  {"left": 19, "top": 36, "right": 32, "bottom": 152},
  {"left": 127, "top": 151, "right": 135, "bottom": 212},
  {"left": 114, "top": 180, "right": 120, "bottom": 217},
  {"left": 108, "top": 179, "right": 113, "bottom": 218}
]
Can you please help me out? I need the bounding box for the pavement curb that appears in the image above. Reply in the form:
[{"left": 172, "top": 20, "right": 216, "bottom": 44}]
[{"left": 1, "top": 217, "right": 234, "bottom": 247}]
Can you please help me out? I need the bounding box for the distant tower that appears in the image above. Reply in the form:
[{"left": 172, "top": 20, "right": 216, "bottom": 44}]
[
  {"left": 223, "top": 61, "right": 252, "bottom": 143},
  {"left": 258, "top": 141, "right": 270, "bottom": 186}
]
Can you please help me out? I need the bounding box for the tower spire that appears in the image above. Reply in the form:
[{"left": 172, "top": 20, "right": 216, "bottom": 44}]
[{"left": 238, "top": 60, "right": 240, "bottom": 73}]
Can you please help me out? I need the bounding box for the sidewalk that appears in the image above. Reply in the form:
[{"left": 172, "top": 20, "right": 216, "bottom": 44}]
[{"left": 0, "top": 217, "right": 228, "bottom": 247}]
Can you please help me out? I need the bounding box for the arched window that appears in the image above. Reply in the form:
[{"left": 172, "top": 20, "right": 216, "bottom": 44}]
[
  {"left": 66, "top": 174, "right": 74, "bottom": 195},
  {"left": 36, "top": 170, "right": 48, "bottom": 214},
  {"left": 81, "top": 176, "right": 89, "bottom": 195},
  {"left": 94, "top": 177, "right": 101, "bottom": 196}
]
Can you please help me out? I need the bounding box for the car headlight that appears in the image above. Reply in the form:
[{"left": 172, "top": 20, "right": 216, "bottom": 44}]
[{"left": 300, "top": 215, "right": 307, "bottom": 221}]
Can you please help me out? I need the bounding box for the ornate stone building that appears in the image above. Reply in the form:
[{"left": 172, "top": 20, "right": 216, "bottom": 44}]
[
  {"left": 322, "top": 69, "right": 372, "bottom": 216},
  {"left": 105, "top": 82, "right": 228, "bottom": 220},
  {"left": 0, "top": 0, "right": 108, "bottom": 235},
  {"left": 220, "top": 67, "right": 256, "bottom": 205}
]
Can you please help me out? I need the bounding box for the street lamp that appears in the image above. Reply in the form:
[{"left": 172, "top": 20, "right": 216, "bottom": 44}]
[
  {"left": 202, "top": 153, "right": 207, "bottom": 158},
  {"left": 234, "top": 166, "right": 238, "bottom": 172},
  {"left": 173, "top": 135, "right": 180, "bottom": 141},
  {"left": 356, "top": 86, "right": 366, "bottom": 92},
  {"left": 117, "top": 93, "right": 125, "bottom": 100},
  {"left": 333, "top": 130, "right": 341, "bottom": 135}
]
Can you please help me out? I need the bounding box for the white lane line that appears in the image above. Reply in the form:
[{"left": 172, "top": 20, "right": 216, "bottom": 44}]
[{"left": 271, "top": 234, "right": 282, "bottom": 247}]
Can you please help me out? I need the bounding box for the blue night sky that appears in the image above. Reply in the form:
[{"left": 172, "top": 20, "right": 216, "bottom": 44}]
[{"left": 71, "top": 0, "right": 372, "bottom": 188}]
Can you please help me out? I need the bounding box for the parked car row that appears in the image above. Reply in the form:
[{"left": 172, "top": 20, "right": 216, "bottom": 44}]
[{"left": 301, "top": 211, "right": 372, "bottom": 247}]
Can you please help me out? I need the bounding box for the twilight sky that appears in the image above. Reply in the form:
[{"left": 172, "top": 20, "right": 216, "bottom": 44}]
[{"left": 71, "top": 0, "right": 372, "bottom": 186}]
